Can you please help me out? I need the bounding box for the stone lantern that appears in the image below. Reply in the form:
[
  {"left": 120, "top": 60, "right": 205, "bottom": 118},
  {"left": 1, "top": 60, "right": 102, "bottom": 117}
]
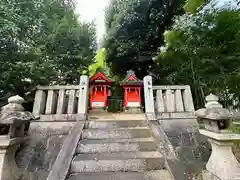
[
  {"left": 195, "top": 94, "right": 240, "bottom": 180},
  {"left": 0, "top": 95, "right": 33, "bottom": 180}
]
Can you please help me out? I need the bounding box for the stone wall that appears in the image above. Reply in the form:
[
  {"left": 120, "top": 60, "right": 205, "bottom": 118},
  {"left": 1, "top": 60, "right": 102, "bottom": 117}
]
[
  {"left": 159, "top": 118, "right": 211, "bottom": 180},
  {"left": 15, "top": 121, "right": 76, "bottom": 180}
]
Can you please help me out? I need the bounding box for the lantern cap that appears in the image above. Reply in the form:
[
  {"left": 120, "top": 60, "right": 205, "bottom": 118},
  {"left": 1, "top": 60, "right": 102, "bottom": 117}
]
[{"left": 195, "top": 94, "right": 231, "bottom": 120}]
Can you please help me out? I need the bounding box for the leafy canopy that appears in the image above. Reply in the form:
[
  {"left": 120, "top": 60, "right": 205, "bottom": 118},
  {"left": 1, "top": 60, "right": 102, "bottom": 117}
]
[
  {"left": 103, "top": 0, "right": 185, "bottom": 78},
  {"left": 0, "top": 0, "right": 97, "bottom": 107},
  {"left": 155, "top": 3, "right": 240, "bottom": 108}
]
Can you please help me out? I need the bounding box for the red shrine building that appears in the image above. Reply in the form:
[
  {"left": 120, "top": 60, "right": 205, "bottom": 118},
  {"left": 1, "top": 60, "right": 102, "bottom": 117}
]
[
  {"left": 89, "top": 70, "right": 113, "bottom": 109},
  {"left": 120, "top": 70, "right": 143, "bottom": 109}
]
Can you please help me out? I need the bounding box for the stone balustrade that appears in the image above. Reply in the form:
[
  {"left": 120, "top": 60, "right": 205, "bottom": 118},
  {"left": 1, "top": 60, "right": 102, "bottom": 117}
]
[
  {"left": 32, "top": 75, "right": 89, "bottom": 121},
  {"left": 153, "top": 85, "right": 195, "bottom": 113},
  {"left": 33, "top": 85, "right": 79, "bottom": 115},
  {"left": 144, "top": 76, "right": 208, "bottom": 179},
  {"left": 143, "top": 75, "right": 195, "bottom": 120},
  {"left": 0, "top": 95, "right": 32, "bottom": 180},
  {"left": 195, "top": 94, "right": 240, "bottom": 180}
]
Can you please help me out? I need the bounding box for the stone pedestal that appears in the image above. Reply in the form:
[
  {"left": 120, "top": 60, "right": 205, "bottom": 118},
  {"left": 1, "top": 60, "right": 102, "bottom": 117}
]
[
  {"left": 0, "top": 138, "right": 25, "bottom": 180},
  {"left": 0, "top": 95, "right": 31, "bottom": 180},
  {"left": 201, "top": 131, "right": 240, "bottom": 179},
  {"left": 195, "top": 94, "right": 240, "bottom": 180}
]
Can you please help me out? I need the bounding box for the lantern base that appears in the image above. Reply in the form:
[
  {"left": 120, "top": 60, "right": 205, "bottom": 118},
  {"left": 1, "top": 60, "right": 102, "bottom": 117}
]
[{"left": 205, "top": 137, "right": 240, "bottom": 180}]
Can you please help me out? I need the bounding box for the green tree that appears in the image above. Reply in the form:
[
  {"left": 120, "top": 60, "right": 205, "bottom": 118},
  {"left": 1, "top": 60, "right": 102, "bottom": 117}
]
[
  {"left": 103, "top": 0, "right": 185, "bottom": 78},
  {"left": 88, "top": 48, "right": 111, "bottom": 77},
  {"left": 155, "top": 4, "right": 240, "bottom": 108},
  {"left": 46, "top": 14, "right": 96, "bottom": 84},
  {"left": 184, "top": 0, "right": 209, "bottom": 14},
  {"left": 0, "top": 0, "right": 96, "bottom": 107}
]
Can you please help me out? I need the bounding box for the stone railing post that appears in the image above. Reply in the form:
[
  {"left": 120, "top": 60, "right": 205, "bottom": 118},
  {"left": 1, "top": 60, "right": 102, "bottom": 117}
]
[
  {"left": 195, "top": 94, "right": 240, "bottom": 180},
  {"left": 78, "top": 75, "right": 89, "bottom": 119},
  {"left": 143, "top": 76, "right": 155, "bottom": 120},
  {"left": 0, "top": 95, "right": 31, "bottom": 180}
]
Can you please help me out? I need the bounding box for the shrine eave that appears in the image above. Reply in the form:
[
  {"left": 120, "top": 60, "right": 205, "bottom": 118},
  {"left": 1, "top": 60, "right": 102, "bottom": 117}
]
[
  {"left": 90, "top": 71, "right": 113, "bottom": 84},
  {"left": 90, "top": 81, "right": 113, "bottom": 85},
  {"left": 120, "top": 81, "right": 143, "bottom": 86}
]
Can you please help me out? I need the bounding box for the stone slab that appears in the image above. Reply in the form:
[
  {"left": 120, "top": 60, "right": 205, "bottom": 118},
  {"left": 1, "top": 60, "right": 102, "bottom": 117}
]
[
  {"left": 153, "top": 118, "right": 211, "bottom": 179},
  {"left": 77, "top": 140, "right": 157, "bottom": 153},
  {"left": 32, "top": 90, "right": 46, "bottom": 116},
  {"left": 74, "top": 151, "right": 163, "bottom": 161},
  {"left": 0, "top": 137, "right": 26, "bottom": 148},
  {"left": 82, "top": 127, "right": 151, "bottom": 139},
  {"left": 152, "top": 85, "right": 189, "bottom": 90},
  {"left": 166, "top": 158, "right": 189, "bottom": 180},
  {"left": 124, "top": 107, "right": 143, "bottom": 114},
  {"left": 15, "top": 121, "right": 78, "bottom": 179},
  {"left": 157, "top": 112, "right": 196, "bottom": 119},
  {"left": 71, "top": 151, "right": 164, "bottom": 173},
  {"left": 92, "top": 102, "right": 104, "bottom": 107},
  {"left": 175, "top": 89, "right": 184, "bottom": 112},
  {"left": 45, "top": 90, "right": 57, "bottom": 114},
  {"left": 67, "top": 90, "right": 76, "bottom": 114},
  {"left": 37, "top": 85, "right": 79, "bottom": 90},
  {"left": 127, "top": 102, "right": 141, "bottom": 107},
  {"left": 38, "top": 114, "right": 86, "bottom": 121},
  {"left": 88, "top": 112, "right": 146, "bottom": 121},
  {"left": 46, "top": 123, "right": 84, "bottom": 180},
  {"left": 86, "top": 120, "right": 147, "bottom": 128},
  {"left": 68, "top": 170, "right": 172, "bottom": 180},
  {"left": 79, "top": 137, "right": 155, "bottom": 143},
  {"left": 159, "top": 119, "right": 199, "bottom": 133},
  {"left": 56, "top": 89, "right": 66, "bottom": 114}
]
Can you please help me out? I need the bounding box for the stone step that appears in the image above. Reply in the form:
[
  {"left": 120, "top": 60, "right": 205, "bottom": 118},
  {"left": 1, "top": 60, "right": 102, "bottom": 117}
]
[
  {"left": 77, "top": 139, "right": 157, "bottom": 153},
  {"left": 70, "top": 151, "right": 164, "bottom": 173},
  {"left": 85, "top": 120, "right": 148, "bottom": 129},
  {"left": 82, "top": 127, "right": 151, "bottom": 139},
  {"left": 68, "top": 170, "right": 172, "bottom": 180}
]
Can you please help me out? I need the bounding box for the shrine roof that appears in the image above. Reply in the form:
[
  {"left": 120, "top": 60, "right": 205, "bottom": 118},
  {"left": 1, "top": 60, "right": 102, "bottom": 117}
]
[
  {"left": 90, "top": 69, "right": 113, "bottom": 83},
  {"left": 120, "top": 70, "right": 143, "bottom": 85}
]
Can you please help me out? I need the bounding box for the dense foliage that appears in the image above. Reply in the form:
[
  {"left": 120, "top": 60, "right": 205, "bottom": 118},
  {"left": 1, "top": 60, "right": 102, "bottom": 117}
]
[
  {"left": 103, "top": 0, "right": 185, "bottom": 78},
  {"left": 0, "top": 0, "right": 96, "bottom": 106},
  {"left": 88, "top": 48, "right": 111, "bottom": 77},
  {"left": 154, "top": 1, "right": 240, "bottom": 108}
]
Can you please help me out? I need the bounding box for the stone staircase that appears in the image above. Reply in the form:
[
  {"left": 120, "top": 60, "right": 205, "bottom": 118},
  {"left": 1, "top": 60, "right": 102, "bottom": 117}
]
[{"left": 67, "top": 120, "right": 172, "bottom": 180}]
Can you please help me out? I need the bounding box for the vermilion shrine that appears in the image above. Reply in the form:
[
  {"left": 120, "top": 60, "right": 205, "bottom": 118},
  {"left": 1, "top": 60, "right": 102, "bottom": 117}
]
[
  {"left": 89, "top": 70, "right": 113, "bottom": 109},
  {"left": 120, "top": 70, "right": 143, "bottom": 110}
]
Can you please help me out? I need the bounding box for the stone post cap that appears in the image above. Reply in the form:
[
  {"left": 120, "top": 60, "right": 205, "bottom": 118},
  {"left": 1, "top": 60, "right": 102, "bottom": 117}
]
[{"left": 195, "top": 94, "right": 231, "bottom": 120}]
